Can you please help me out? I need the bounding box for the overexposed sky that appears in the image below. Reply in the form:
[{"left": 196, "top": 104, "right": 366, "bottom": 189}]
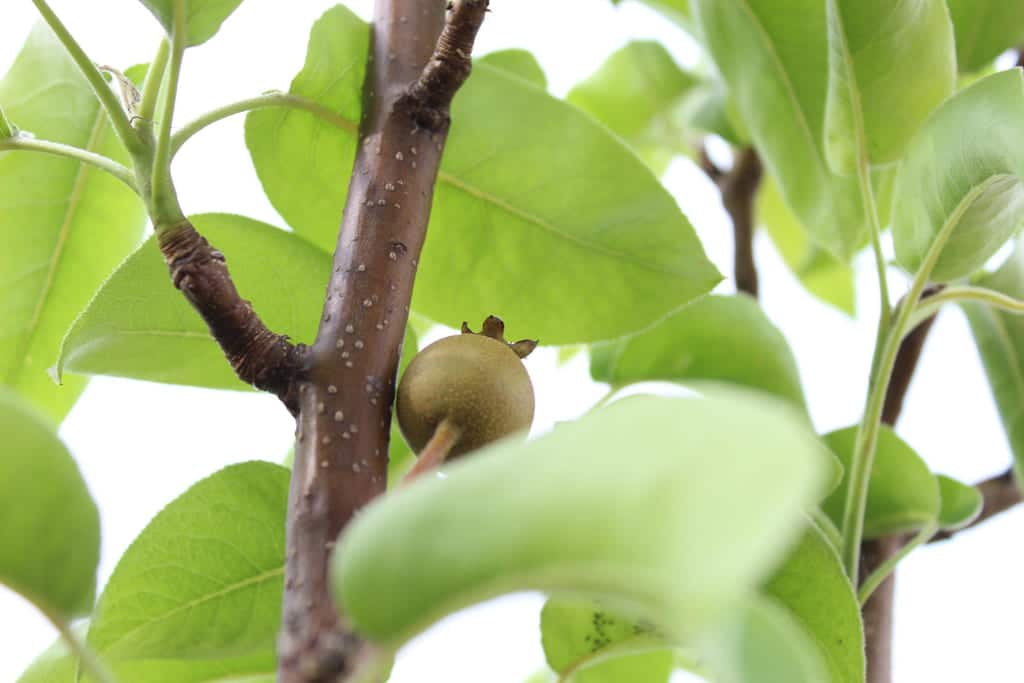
[{"left": 1, "top": 2, "right": 1022, "bottom": 682}]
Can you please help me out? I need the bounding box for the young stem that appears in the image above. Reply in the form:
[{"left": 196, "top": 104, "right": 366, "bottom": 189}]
[
  {"left": 0, "top": 105, "right": 13, "bottom": 138},
  {"left": 402, "top": 418, "right": 462, "bottom": 483},
  {"left": 44, "top": 613, "right": 116, "bottom": 683},
  {"left": 857, "top": 152, "right": 891, "bottom": 328},
  {"left": 909, "top": 285, "right": 1024, "bottom": 328},
  {"left": 0, "top": 135, "right": 136, "bottom": 189},
  {"left": 840, "top": 183, "right": 991, "bottom": 581},
  {"left": 171, "top": 92, "right": 355, "bottom": 157},
  {"left": 137, "top": 39, "right": 170, "bottom": 125},
  {"left": 29, "top": 0, "right": 141, "bottom": 155},
  {"left": 150, "top": 1, "right": 187, "bottom": 227},
  {"left": 858, "top": 523, "right": 936, "bottom": 604}
]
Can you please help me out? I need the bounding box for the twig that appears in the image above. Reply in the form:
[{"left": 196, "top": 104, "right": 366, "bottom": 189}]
[
  {"left": 699, "top": 145, "right": 762, "bottom": 297},
  {"left": 158, "top": 222, "right": 306, "bottom": 413},
  {"left": 278, "top": 2, "right": 489, "bottom": 682}
]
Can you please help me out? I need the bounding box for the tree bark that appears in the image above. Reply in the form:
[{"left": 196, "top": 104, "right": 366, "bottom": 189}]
[
  {"left": 699, "top": 145, "right": 762, "bottom": 297},
  {"left": 277, "top": 2, "right": 488, "bottom": 681}
]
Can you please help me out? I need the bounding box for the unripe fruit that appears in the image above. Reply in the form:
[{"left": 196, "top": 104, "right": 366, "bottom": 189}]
[{"left": 396, "top": 316, "right": 536, "bottom": 461}]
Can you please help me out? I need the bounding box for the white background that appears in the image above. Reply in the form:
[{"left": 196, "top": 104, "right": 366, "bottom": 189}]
[{"left": 1, "top": 1, "right": 1022, "bottom": 681}]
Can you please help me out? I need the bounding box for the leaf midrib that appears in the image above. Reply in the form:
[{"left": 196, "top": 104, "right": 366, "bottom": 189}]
[
  {"left": 4, "top": 110, "right": 106, "bottom": 389},
  {"left": 93, "top": 566, "right": 284, "bottom": 656}
]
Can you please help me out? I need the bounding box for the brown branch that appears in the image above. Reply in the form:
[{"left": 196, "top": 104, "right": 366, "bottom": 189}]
[
  {"left": 277, "top": 2, "right": 489, "bottom": 682},
  {"left": 158, "top": 222, "right": 306, "bottom": 413},
  {"left": 700, "top": 145, "right": 762, "bottom": 297},
  {"left": 930, "top": 468, "right": 1021, "bottom": 542}
]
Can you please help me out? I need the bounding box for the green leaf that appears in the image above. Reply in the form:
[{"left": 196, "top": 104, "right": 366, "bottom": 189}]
[
  {"left": 692, "top": 0, "right": 870, "bottom": 259},
  {"left": 0, "top": 25, "right": 146, "bottom": 421},
  {"left": 18, "top": 628, "right": 274, "bottom": 683},
  {"left": 567, "top": 41, "right": 698, "bottom": 174},
  {"left": 705, "top": 598, "right": 829, "bottom": 683},
  {"left": 589, "top": 294, "right": 807, "bottom": 411},
  {"left": 247, "top": 6, "right": 721, "bottom": 345},
  {"left": 680, "top": 80, "right": 747, "bottom": 147},
  {"left": 936, "top": 475, "right": 983, "bottom": 531},
  {"left": 332, "top": 392, "right": 832, "bottom": 647},
  {"left": 58, "top": 214, "right": 326, "bottom": 389},
  {"left": 0, "top": 389, "right": 99, "bottom": 619},
  {"left": 541, "top": 598, "right": 673, "bottom": 682},
  {"left": 823, "top": 0, "right": 955, "bottom": 173},
  {"left": 136, "top": 0, "right": 245, "bottom": 46},
  {"left": 571, "top": 652, "right": 674, "bottom": 683},
  {"left": 633, "top": 0, "right": 693, "bottom": 31},
  {"left": 477, "top": 49, "right": 547, "bottom": 89},
  {"left": 763, "top": 524, "right": 864, "bottom": 683},
  {"left": 821, "top": 425, "right": 940, "bottom": 538},
  {"left": 758, "top": 179, "right": 855, "bottom": 314},
  {"left": 962, "top": 243, "right": 1024, "bottom": 484},
  {"left": 87, "top": 462, "right": 288, "bottom": 661},
  {"left": 947, "top": 0, "right": 1024, "bottom": 73},
  {"left": 893, "top": 70, "right": 1024, "bottom": 282}
]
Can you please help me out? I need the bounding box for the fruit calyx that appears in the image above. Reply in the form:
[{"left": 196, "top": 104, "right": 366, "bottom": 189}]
[{"left": 460, "top": 315, "right": 538, "bottom": 359}]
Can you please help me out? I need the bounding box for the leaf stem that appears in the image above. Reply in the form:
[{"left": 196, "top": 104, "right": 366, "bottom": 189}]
[
  {"left": 137, "top": 39, "right": 170, "bottom": 126},
  {"left": 43, "top": 613, "right": 117, "bottom": 683},
  {"left": 858, "top": 523, "right": 936, "bottom": 605},
  {"left": 170, "top": 92, "right": 355, "bottom": 157},
  {"left": 29, "top": 0, "right": 142, "bottom": 155},
  {"left": 149, "top": 0, "right": 187, "bottom": 227},
  {"left": 0, "top": 105, "right": 13, "bottom": 138},
  {"left": 857, "top": 153, "right": 891, "bottom": 328},
  {"left": 908, "top": 285, "right": 1024, "bottom": 329},
  {"left": 0, "top": 134, "right": 136, "bottom": 189},
  {"left": 840, "top": 183, "right": 988, "bottom": 581}
]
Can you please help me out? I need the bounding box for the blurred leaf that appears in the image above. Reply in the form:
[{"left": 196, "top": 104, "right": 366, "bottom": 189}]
[
  {"left": 680, "top": 80, "right": 746, "bottom": 147},
  {"left": 247, "top": 6, "right": 721, "bottom": 345},
  {"left": 936, "top": 475, "right": 983, "bottom": 531},
  {"left": 704, "top": 598, "right": 829, "bottom": 683},
  {"left": 692, "top": 0, "right": 871, "bottom": 260},
  {"left": 87, "top": 462, "right": 289, "bottom": 661},
  {"left": 823, "top": 0, "right": 955, "bottom": 173},
  {"left": 633, "top": 0, "right": 693, "bottom": 31},
  {"left": 478, "top": 49, "right": 547, "bottom": 89},
  {"left": 136, "top": 0, "right": 245, "bottom": 46},
  {"left": 568, "top": 41, "right": 698, "bottom": 173},
  {"left": 962, "top": 242, "right": 1024, "bottom": 484},
  {"left": 821, "top": 426, "right": 940, "bottom": 538},
  {"left": 893, "top": 70, "right": 1024, "bottom": 281},
  {"left": 0, "top": 25, "right": 146, "bottom": 421},
  {"left": 332, "top": 393, "right": 831, "bottom": 646},
  {"left": 947, "top": 0, "right": 1024, "bottom": 73},
  {"left": 541, "top": 598, "right": 672, "bottom": 681},
  {"left": 590, "top": 294, "right": 806, "bottom": 411},
  {"left": 764, "top": 524, "right": 864, "bottom": 683},
  {"left": 58, "top": 214, "right": 326, "bottom": 389},
  {"left": 0, "top": 389, "right": 98, "bottom": 619},
  {"left": 757, "top": 179, "right": 855, "bottom": 314}
]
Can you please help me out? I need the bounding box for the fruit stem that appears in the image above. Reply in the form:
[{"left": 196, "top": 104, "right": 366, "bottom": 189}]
[{"left": 402, "top": 418, "right": 462, "bottom": 484}]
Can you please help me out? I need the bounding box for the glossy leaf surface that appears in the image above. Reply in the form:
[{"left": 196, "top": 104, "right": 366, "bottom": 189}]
[
  {"left": 823, "top": 0, "right": 955, "bottom": 172},
  {"left": 589, "top": 294, "right": 806, "bottom": 410},
  {"left": 893, "top": 70, "right": 1024, "bottom": 281},
  {"left": 692, "top": 0, "right": 868, "bottom": 259},
  {"left": 0, "top": 389, "right": 98, "bottom": 619},
  {"left": 0, "top": 25, "right": 146, "bottom": 420},
  {"left": 764, "top": 525, "right": 864, "bottom": 683},
  {"left": 87, "top": 462, "right": 288, "bottom": 661},
  {"left": 58, "top": 214, "right": 326, "bottom": 389},
  {"left": 247, "top": 6, "right": 721, "bottom": 345},
  {"left": 333, "top": 393, "right": 831, "bottom": 646},
  {"left": 822, "top": 426, "right": 940, "bottom": 538}
]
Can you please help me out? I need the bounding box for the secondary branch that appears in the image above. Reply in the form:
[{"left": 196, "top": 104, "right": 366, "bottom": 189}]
[
  {"left": 278, "top": 2, "right": 489, "bottom": 682},
  {"left": 700, "top": 145, "right": 762, "bottom": 297}
]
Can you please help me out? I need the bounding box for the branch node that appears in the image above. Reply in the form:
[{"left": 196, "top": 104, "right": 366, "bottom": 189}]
[{"left": 158, "top": 222, "right": 306, "bottom": 413}]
